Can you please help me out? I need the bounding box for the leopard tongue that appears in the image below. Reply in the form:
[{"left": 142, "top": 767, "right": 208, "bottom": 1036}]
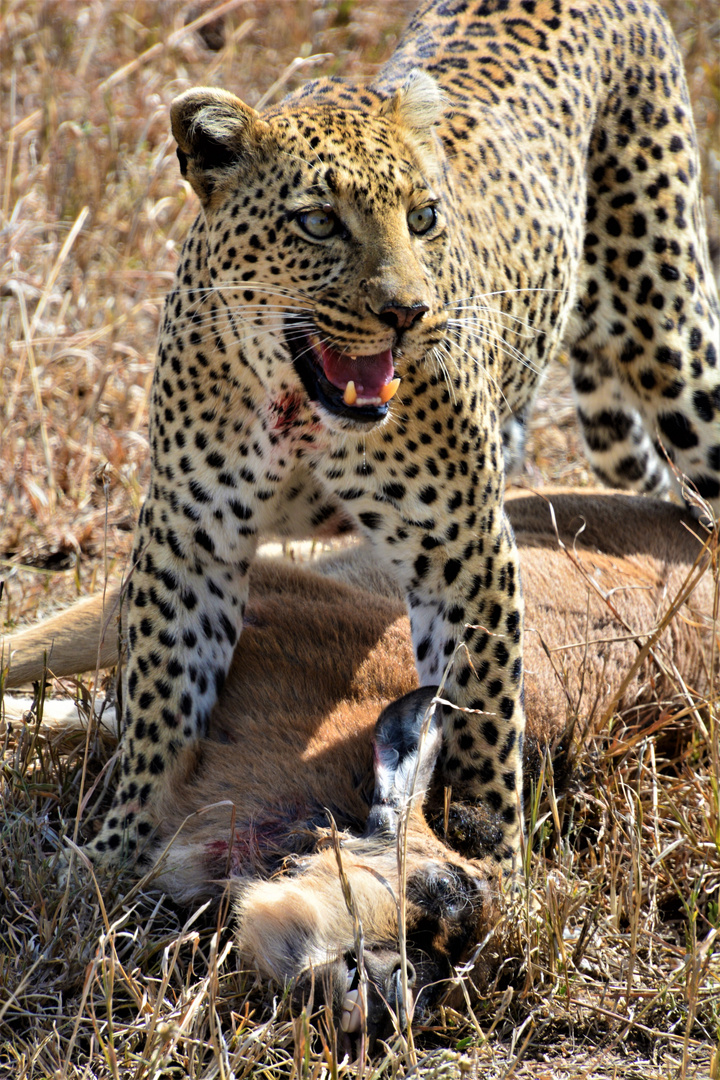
[{"left": 317, "top": 343, "right": 400, "bottom": 406}]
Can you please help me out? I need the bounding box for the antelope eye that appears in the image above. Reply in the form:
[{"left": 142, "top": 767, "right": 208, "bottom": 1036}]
[
  {"left": 297, "top": 206, "right": 338, "bottom": 239},
  {"left": 433, "top": 875, "right": 452, "bottom": 896},
  {"left": 407, "top": 205, "right": 437, "bottom": 235}
]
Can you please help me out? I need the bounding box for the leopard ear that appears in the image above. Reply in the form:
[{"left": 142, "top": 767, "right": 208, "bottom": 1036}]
[
  {"left": 170, "top": 88, "right": 266, "bottom": 206},
  {"left": 379, "top": 69, "right": 446, "bottom": 142}
]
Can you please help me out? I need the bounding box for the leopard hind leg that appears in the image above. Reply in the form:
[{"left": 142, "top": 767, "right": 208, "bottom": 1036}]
[{"left": 565, "top": 6, "right": 720, "bottom": 515}]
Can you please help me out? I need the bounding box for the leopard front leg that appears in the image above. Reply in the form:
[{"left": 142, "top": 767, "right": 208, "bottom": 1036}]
[
  {"left": 408, "top": 509, "right": 524, "bottom": 874},
  {"left": 361, "top": 463, "right": 524, "bottom": 877},
  {"left": 85, "top": 499, "right": 257, "bottom": 864}
]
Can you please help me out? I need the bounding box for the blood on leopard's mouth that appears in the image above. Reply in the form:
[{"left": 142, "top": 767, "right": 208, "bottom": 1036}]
[{"left": 286, "top": 327, "right": 401, "bottom": 423}]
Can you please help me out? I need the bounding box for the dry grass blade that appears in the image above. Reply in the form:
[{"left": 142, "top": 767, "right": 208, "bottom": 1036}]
[
  {"left": 98, "top": 0, "right": 256, "bottom": 92},
  {"left": 328, "top": 815, "right": 370, "bottom": 1071}
]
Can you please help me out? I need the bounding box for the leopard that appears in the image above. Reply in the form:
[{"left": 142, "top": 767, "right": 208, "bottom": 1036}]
[{"left": 81, "top": 0, "right": 719, "bottom": 875}]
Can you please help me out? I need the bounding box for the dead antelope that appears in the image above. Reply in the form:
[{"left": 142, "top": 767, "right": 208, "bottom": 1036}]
[{"left": 2, "top": 490, "right": 716, "bottom": 1048}]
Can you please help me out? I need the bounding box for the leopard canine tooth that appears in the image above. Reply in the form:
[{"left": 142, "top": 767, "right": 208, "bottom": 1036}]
[
  {"left": 379, "top": 377, "right": 401, "bottom": 404},
  {"left": 343, "top": 380, "right": 358, "bottom": 406}
]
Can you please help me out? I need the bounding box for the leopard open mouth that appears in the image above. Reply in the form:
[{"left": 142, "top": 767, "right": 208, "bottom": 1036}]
[{"left": 286, "top": 326, "right": 401, "bottom": 424}]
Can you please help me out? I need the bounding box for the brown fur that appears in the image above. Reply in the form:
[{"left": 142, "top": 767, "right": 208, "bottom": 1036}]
[{"left": 2, "top": 490, "right": 716, "bottom": 1045}]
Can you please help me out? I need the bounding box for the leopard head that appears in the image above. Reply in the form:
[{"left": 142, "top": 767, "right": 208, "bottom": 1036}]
[{"left": 170, "top": 72, "right": 454, "bottom": 432}]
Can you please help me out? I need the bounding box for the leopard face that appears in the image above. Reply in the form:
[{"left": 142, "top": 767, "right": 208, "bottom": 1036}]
[{"left": 172, "top": 82, "right": 456, "bottom": 436}]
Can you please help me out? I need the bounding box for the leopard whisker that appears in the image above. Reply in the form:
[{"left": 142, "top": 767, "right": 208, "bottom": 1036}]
[
  {"left": 444, "top": 322, "right": 542, "bottom": 376},
  {"left": 450, "top": 311, "right": 538, "bottom": 340},
  {"left": 437, "top": 334, "right": 516, "bottom": 413},
  {"left": 452, "top": 287, "right": 562, "bottom": 304},
  {"left": 427, "top": 345, "right": 458, "bottom": 406}
]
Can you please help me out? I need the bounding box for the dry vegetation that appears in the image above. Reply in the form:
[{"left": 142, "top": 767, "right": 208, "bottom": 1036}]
[{"left": 1, "top": 1, "right": 719, "bottom": 1077}]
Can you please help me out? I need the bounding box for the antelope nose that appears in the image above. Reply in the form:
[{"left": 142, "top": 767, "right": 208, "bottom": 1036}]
[{"left": 377, "top": 302, "right": 429, "bottom": 331}]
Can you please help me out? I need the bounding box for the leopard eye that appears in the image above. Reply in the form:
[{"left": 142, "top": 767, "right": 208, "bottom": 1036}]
[
  {"left": 297, "top": 206, "right": 338, "bottom": 239},
  {"left": 407, "top": 205, "right": 437, "bottom": 235}
]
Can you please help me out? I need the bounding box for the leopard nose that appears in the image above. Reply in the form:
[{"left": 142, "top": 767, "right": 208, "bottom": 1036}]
[{"left": 377, "top": 302, "right": 429, "bottom": 331}]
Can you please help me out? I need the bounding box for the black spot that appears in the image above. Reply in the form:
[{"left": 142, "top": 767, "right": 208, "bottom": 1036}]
[
  {"left": 219, "top": 612, "right": 237, "bottom": 645},
  {"left": 358, "top": 511, "right": 382, "bottom": 530},
  {"left": 500, "top": 696, "right": 515, "bottom": 720},
  {"left": 631, "top": 213, "right": 646, "bottom": 238},
  {"left": 498, "top": 730, "right": 516, "bottom": 765},
  {"left": 620, "top": 338, "right": 644, "bottom": 364},
  {"left": 416, "top": 636, "right": 431, "bottom": 663},
  {"left": 486, "top": 789, "right": 503, "bottom": 812},
  {"left": 162, "top": 708, "right": 179, "bottom": 728},
  {"left": 691, "top": 475, "right": 720, "bottom": 500},
  {"left": 195, "top": 529, "right": 215, "bottom": 554},
  {"left": 505, "top": 609, "right": 520, "bottom": 639},
  {"left": 382, "top": 482, "right": 406, "bottom": 501},
  {"left": 444, "top": 559, "right": 462, "bottom": 584},
  {"left": 229, "top": 499, "right": 252, "bottom": 520},
  {"left": 482, "top": 720, "right": 499, "bottom": 746},
  {"left": 615, "top": 455, "right": 648, "bottom": 482},
  {"left": 657, "top": 412, "right": 699, "bottom": 450},
  {"left": 414, "top": 554, "right": 430, "bottom": 580},
  {"left": 692, "top": 390, "right": 715, "bottom": 424},
  {"left": 660, "top": 263, "right": 680, "bottom": 282},
  {"left": 655, "top": 345, "right": 682, "bottom": 370},
  {"left": 634, "top": 316, "right": 653, "bottom": 340},
  {"left": 573, "top": 374, "right": 597, "bottom": 394},
  {"left": 149, "top": 754, "right": 165, "bottom": 775}
]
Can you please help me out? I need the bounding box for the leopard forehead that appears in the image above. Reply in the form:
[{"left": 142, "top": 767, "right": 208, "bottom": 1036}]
[{"left": 253, "top": 106, "right": 443, "bottom": 208}]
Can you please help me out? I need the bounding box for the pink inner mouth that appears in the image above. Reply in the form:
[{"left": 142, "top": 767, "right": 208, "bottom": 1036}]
[{"left": 315, "top": 341, "right": 396, "bottom": 403}]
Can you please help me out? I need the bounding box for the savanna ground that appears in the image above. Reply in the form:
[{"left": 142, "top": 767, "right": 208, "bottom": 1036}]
[{"left": 1, "top": 1, "right": 719, "bottom": 1077}]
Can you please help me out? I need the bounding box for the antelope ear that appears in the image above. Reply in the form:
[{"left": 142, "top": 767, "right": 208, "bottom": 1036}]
[
  {"left": 170, "top": 88, "right": 266, "bottom": 206},
  {"left": 365, "top": 687, "right": 441, "bottom": 839}
]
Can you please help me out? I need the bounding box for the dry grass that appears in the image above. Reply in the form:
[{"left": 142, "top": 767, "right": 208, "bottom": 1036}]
[{"left": 1, "top": 1, "right": 719, "bottom": 1077}]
